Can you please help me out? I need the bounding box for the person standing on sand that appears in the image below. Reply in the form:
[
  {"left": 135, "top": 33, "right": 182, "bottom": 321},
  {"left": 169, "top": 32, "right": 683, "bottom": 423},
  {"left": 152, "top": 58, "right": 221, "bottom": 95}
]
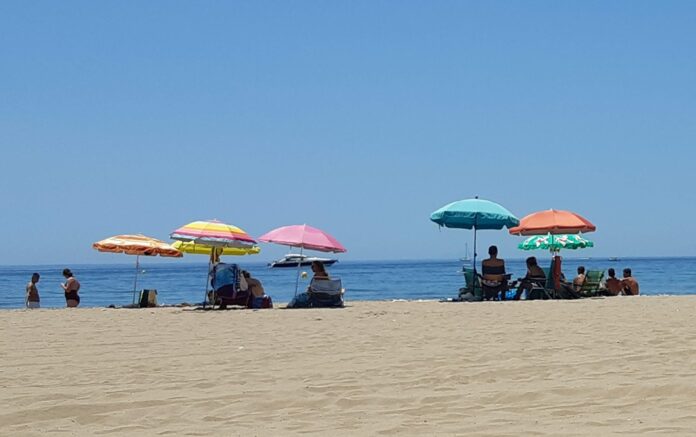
[
  {"left": 25, "top": 273, "right": 41, "bottom": 308},
  {"left": 61, "top": 268, "right": 81, "bottom": 307},
  {"left": 621, "top": 268, "right": 640, "bottom": 295}
]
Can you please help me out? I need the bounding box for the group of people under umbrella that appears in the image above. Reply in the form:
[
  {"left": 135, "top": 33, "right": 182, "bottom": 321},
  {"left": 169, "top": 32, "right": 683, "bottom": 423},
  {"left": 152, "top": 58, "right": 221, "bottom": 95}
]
[
  {"left": 92, "top": 221, "right": 346, "bottom": 308},
  {"left": 430, "top": 197, "right": 618, "bottom": 301}
]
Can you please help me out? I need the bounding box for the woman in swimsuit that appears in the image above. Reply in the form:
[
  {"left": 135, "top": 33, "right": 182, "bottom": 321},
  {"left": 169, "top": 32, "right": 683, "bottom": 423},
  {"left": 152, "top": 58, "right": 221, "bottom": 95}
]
[{"left": 61, "top": 268, "right": 81, "bottom": 307}]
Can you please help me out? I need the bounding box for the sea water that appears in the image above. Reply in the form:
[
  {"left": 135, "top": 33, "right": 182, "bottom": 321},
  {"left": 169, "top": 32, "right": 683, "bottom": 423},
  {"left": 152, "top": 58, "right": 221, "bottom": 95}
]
[{"left": 1, "top": 257, "right": 695, "bottom": 309}]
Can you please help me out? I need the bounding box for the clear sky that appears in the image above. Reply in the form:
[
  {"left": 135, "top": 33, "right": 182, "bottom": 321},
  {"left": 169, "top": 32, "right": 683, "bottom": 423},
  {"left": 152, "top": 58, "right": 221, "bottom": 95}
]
[{"left": 2, "top": 1, "right": 695, "bottom": 265}]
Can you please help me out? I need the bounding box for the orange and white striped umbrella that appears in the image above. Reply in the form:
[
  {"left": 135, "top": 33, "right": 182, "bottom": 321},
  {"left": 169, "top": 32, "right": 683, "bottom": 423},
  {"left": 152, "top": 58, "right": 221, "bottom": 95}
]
[{"left": 93, "top": 234, "right": 183, "bottom": 257}]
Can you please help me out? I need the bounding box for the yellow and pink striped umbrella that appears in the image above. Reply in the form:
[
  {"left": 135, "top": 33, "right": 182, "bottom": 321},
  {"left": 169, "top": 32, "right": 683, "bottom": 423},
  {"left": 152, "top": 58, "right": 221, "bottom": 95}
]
[{"left": 170, "top": 219, "right": 257, "bottom": 248}]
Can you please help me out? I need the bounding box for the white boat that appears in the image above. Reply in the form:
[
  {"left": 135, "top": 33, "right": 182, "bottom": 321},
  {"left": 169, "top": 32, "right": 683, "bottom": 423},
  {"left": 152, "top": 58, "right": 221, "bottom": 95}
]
[{"left": 268, "top": 254, "right": 338, "bottom": 268}]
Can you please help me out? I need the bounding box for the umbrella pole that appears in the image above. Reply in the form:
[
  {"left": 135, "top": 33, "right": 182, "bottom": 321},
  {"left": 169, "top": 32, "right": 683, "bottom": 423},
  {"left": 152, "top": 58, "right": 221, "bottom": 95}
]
[
  {"left": 472, "top": 226, "right": 479, "bottom": 299},
  {"left": 132, "top": 255, "right": 140, "bottom": 305},
  {"left": 203, "top": 248, "right": 213, "bottom": 308},
  {"left": 294, "top": 246, "right": 304, "bottom": 296}
]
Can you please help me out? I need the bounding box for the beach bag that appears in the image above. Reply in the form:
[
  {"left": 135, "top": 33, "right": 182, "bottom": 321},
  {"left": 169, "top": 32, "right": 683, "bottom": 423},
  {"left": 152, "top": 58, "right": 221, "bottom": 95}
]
[{"left": 139, "top": 289, "right": 158, "bottom": 307}]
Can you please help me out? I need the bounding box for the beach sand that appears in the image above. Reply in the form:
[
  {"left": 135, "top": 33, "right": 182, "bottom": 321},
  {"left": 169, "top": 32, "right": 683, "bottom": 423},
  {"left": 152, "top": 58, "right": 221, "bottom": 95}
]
[{"left": 2, "top": 297, "right": 696, "bottom": 436}]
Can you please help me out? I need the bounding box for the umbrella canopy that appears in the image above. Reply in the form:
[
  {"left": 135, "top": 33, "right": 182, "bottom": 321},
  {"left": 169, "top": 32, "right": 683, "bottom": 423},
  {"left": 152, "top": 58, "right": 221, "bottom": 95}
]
[
  {"left": 519, "top": 234, "right": 594, "bottom": 252},
  {"left": 171, "top": 241, "right": 260, "bottom": 257},
  {"left": 258, "top": 224, "right": 347, "bottom": 253},
  {"left": 430, "top": 198, "right": 519, "bottom": 230},
  {"left": 93, "top": 234, "right": 183, "bottom": 257},
  {"left": 92, "top": 234, "right": 183, "bottom": 304},
  {"left": 170, "top": 219, "right": 257, "bottom": 247},
  {"left": 509, "top": 209, "right": 596, "bottom": 236}
]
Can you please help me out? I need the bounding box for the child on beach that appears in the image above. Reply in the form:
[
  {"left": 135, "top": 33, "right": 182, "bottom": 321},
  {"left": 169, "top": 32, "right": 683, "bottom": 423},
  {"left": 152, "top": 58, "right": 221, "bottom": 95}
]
[{"left": 25, "top": 273, "right": 40, "bottom": 308}]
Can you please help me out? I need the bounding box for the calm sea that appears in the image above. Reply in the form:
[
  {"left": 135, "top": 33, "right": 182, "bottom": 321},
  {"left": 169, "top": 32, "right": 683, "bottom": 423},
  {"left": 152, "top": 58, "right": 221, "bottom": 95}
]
[{"left": 2, "top": 257, "right": 695, "bottom": 309}]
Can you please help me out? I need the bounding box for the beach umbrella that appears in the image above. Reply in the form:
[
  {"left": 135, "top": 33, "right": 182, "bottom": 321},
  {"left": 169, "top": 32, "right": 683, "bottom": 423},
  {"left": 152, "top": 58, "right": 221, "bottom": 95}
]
[
  {"left": 92, "top": 234, "right": 183, "bottom": 304},
  {"left": 430, "top": 197, "right": 519, "bottom": 276},
  {"left": 171, "top": 241, "right": 260, "bottom": 261},
  {"left": 510, "top": 210, "right": 596, "bottom": 289},
  {"left": 258, "top": 224, "right": 346, "bottom": 295},
  {"left": 518, "top": 234, "right": 594, "bottom": 253},
  {"left": 170, "top": 220, "right": 259, "bottom": 305},
  {"left": 509, "top": 209, "right": 596, "bottom": 236}
]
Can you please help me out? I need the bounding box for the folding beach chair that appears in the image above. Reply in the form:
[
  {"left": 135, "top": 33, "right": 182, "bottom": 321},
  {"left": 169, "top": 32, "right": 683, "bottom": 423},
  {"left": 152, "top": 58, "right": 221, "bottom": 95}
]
[
  {"left": 307, "top": 278, "right": 345, "bottom": 308},
  {"left": 460, "top": 267, "right": 482, "bottom": 301},
  {"left": 579, "top": 270, "right": 604, "bottom": 296},
  {"left": 527, "top": 264, "right": 556, "bottom": 300},
  {"left": 209, "top": 263, "right": 251, "bottom": 309}
]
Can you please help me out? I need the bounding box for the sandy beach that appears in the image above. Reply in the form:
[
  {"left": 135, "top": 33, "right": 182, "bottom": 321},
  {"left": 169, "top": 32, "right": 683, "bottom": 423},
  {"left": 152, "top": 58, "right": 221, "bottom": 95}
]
[{"left": 2, "top": 297, "right": 696, "bottom": 436}]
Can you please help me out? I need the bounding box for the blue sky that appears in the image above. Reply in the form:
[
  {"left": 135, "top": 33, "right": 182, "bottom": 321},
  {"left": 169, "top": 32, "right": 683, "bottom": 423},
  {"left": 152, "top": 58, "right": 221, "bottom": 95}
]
[{"left": 1, "top": 1, "right": 695, "bottom": 264}]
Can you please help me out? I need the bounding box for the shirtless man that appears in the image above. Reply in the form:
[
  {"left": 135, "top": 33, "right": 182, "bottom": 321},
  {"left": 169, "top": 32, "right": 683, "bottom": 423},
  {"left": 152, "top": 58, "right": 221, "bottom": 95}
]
[
  {"left": 573, "top": 266, "right": 586, "bottom": 291},
  {"left": 621, "top": 268, "right": 640, "bottom": 295},
  {"left": 26, "top": 273, "right": 40, "bottom": 308},
  {"left": 602, "top": 268, "right": 623, "bottom": 296}
]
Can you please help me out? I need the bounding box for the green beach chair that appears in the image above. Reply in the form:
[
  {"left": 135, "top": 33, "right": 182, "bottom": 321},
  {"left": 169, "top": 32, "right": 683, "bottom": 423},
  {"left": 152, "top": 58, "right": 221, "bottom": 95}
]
[
  {"left": 579, "top": 270, "right": 604, "bottom": 296},
  {"left": 460, "top": 267, "right": 483, "bottom": 301}
]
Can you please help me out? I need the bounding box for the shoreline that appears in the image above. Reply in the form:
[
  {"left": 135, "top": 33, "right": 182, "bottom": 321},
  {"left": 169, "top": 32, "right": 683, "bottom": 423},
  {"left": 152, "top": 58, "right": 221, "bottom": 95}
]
[{"left": 3, "top": 297, "right": 696, "bottom": 435}]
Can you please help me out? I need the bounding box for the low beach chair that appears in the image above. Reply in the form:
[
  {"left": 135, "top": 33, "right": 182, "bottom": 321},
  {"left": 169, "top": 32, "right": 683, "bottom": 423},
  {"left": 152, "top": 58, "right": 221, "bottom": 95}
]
[
  {"left": 307, "top": 278, "right": 345, "bottom": 308},
  {"left": 579, "top": 270, "right": 604, "bottom": 296},
  {"left": 460, "top": 267, "right": 482, "bottom": 300},
  {"left": 526, "top": 265, "right": 556, "bottom": 300}
]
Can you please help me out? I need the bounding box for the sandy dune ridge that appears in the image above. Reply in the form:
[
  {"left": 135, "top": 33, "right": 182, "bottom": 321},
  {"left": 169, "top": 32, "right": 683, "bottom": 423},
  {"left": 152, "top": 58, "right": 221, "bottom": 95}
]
[{"left": 2, "top": 296, "right": 696, "bottom": 436}]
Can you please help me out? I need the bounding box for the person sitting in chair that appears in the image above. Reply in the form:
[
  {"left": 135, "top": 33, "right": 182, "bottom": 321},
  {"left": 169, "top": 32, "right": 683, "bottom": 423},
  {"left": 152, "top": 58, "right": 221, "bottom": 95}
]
[
  {"left": 573, "top": 266, "right": 586, "bottom": 291},
  {"left": 513, "top": 256, "right": 546, "bottom": 300},
  {"left": 310, "top": 261, "right": 330, "bottom": 281},
  {"left": 481, "top": 245, "right": 508, "bottom": 300}
]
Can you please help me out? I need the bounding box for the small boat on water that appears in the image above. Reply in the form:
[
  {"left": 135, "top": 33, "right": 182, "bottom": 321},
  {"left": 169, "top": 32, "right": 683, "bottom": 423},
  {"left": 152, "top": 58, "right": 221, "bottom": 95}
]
[
  {"left": 609, "top": 257, "right": 620, "bottom": 262},
  {"left": 268, "top": 254, "right": 338, "bottom": 268}
]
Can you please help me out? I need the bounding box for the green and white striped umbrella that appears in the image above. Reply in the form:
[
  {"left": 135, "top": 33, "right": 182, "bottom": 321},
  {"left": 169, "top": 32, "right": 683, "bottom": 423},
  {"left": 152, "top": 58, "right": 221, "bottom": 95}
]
[{"left": 518, "top": 234, "right": 594, "bottom": 252}]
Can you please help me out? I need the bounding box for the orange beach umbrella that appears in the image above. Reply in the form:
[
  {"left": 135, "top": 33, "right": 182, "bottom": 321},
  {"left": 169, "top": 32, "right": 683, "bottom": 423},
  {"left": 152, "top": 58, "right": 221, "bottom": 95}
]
[
  {"left": 508, "top": 209, "right": 596, "bottom": 236},
  {"left": 93, "top": 234, "right": 182, "bottom": 304},
  {"left": 509, "top": 210, "right": 596, "bottom": 290}
]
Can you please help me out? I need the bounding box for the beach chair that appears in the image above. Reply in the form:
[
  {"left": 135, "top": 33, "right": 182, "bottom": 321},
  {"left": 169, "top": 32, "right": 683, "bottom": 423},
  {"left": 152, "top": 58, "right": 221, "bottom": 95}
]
[
  {"left": 307, "top": 278, "right": 345, "bottom": 308},
  {"left": 526, "top": 265, "right": 556, "bottom": 300},
  {"left": 579, "top": 270, "right": 604, "bottom": 296},
  {"left": 209, "top": 263, "right": 251, "bottom": 309},
  {"left": 460, "top": 267, "right": 482, "bottom": 300}
]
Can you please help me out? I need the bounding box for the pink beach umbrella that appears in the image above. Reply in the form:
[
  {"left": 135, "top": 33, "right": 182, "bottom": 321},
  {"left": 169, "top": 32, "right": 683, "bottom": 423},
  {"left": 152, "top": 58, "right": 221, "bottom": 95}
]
[{"left": 258, "top": 224, "right": 346, "bottom": 295}]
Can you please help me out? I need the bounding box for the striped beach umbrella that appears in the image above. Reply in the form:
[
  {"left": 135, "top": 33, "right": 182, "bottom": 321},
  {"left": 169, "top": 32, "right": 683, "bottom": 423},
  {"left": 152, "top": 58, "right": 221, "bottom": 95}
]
[
  {"left": 170, "top": 220, "right": 258, "bottom": 306},
  {"left": 170, "top": 219, "right": 257, "bottom": 248},
  {"left": 93, "top": 234, "right": 183, "bottom": 304}
]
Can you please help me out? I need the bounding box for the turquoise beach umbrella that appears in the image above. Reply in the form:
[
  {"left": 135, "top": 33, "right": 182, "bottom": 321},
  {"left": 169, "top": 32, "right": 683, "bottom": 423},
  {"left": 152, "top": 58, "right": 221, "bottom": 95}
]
[{"left": 430, "top": 197, "right": 519, "bottom": 275}]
